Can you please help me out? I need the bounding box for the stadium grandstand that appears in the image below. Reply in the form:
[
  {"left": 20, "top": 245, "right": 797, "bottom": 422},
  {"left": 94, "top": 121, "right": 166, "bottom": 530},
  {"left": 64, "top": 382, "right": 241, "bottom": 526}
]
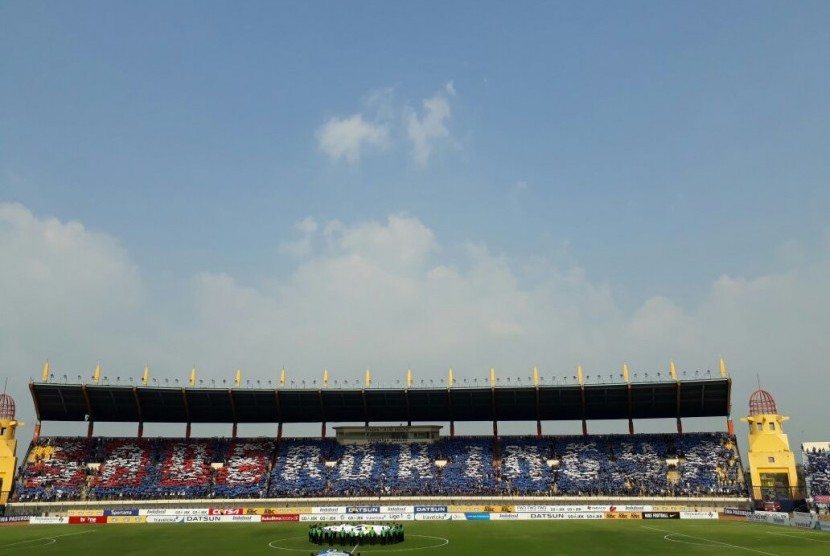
[{"left": 1, "top": 361, "right": 759, "bottom": 516}]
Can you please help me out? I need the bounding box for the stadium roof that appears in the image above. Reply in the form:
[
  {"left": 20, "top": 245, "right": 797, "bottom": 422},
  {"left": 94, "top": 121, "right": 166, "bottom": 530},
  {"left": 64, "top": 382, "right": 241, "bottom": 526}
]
[{"left": 29, "top": 378, "right": 731, "bottom": 424}]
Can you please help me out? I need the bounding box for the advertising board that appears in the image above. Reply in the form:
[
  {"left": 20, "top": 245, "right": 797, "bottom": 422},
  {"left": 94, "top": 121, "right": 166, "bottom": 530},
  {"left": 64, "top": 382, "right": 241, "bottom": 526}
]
[
  {"left": 261, "top": 514, "right": 300, "bottom": 522},
  {"left": 104, "top": 509, "right": 140, "bottom": 517},
  {"left": 415, "top": 506, "right": 448, "bottom": 513},
  {"left": 69, "top": 516, "right": 108, "bottom": 524},
  {"left": 106, "top": 516, "right": 147, "bottom": 524},
  {"left": 604, "top": 512, "right": 642, "bottom": 520},
  {"left": 642, "top": 512, "right": 680, "bottom": 519},
  {"left": 29, "top": 516, "right": 68, "bottom": 525},
  {"left": 747, "top": 511, "right": 790, "bottom": 526},
  {"left": 679, "top": 512, "right": 718, "bottom": 520}
]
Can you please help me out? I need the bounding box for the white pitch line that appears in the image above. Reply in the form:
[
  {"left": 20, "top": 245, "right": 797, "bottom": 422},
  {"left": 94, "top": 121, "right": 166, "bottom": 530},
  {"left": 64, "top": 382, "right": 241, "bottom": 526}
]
[
  {"left": 0, "top": 529, "right": 97, "bottom": 549},
  {"left": 766, "top": 531, "right": 830, "bottom": 544},
  {"left": 641, "top": 525, "right": 781, "bottom": 556}
]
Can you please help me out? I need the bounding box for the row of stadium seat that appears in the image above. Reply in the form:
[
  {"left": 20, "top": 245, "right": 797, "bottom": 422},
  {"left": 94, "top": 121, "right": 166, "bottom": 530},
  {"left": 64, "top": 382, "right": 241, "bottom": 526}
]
[{"left": 12, "top": 433, "right": 746, "bottom": 502}]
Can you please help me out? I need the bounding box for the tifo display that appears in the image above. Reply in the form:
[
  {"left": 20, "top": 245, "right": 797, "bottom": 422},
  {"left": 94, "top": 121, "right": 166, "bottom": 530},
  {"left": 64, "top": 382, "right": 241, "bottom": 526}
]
[{"left": 12, "top": 433, "right": 745, "bottom": 502}]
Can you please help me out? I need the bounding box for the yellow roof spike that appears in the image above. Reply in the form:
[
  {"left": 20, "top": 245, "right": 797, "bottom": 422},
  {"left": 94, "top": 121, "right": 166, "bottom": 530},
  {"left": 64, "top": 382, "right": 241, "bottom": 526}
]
[
  {"left": 235, "top": 369, "right": 241, "bottom": 387},
  {"left": 720, "top": 357, "right": 727, "bottom": 378},
  {"left": 533, "top": 367, "right": 539, "bottom": 386},
  {"left": 577, "top": 364, "right": 584, "bottom": 385},
  {"left": 448, "top": 368, "right": 454, "bottom": 387},
  {"left": 365, "top": 368, "right": 371, "bottom": 387},
  {"left": 623, "top": 362, "right": 629, "bottom": 382},
  {"left": 143, "top": 366, "right": 149, "bottom": 385},
  {"left": 42, "top": 361, "right": 50, "bottom": 382},
  {"left": 189, "top": 367, "right": 196, "bottom": 386},
  {"left": 280, "top": 368, "right": 286, "bottom": 386},
  {"left": 93, "top": 363, "right": 101, "bottom": 385},
  {"left": 406, "top": 368, "right": 412, "bottom": 388},
  {"left": 490, "top": 367, "right": 496, "bottom": 387},
  {"left": 323, "top": 369, "right": 329, "bottom": 387},
  {"left": 670, "top": 360, "right": 677, "bottom": 381}
]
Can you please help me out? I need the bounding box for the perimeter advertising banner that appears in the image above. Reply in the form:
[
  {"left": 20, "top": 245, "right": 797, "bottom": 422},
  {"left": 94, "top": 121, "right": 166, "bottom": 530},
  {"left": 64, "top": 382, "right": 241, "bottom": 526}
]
[
  {"left": 261, "top": 514, "right": 300, "bottom": 522},
  {"left": 414, "top": 513, "right": 451, "bottom": 521},
  {"left": 106, "top": 516, "right": 147, "bottom": 524},
  {"left": 642, "top": 512, "right": 680, "bottom": 519},
  {"left": 723, "top": 508, "right": 753, "bottom": 517},
  {"left": 678, "top": 512, "right": 718, "bottom": 520},
  {"left": 604, "top": 512, "right": 642, "bottom": 520},
  {"left": 792, "top": 512, "right": 818, "bottom": 530},
  {"left": 104, "top": 509, "right": 140, "bottom": 516},
  {"left": 747, "top": 511, "right": 790, "bottom": 526},
  {"left": 68, "top": 516, "right": 108, "bottom": 524},
  {"left": 414, "top": 506, "right": 448, "bottom": 513},
  {"left": 139, "top": 508, "right": 210, "bottom": 516},
  {"left": 0, "top": 516, "right": 30, "bottom": 524},
  {"left": 68, "top": 509, "right": 105, "bottom": 517},
  {"left": 300, "top": 513, "right": 413, "bottom": 522},
  {"left": 29, "top": 517, "right": 68, "bottom": 525}
]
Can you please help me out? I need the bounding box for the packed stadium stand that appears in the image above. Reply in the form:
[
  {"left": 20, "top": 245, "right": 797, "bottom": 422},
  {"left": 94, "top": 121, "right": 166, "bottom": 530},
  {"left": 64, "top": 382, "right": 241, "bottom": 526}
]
[
  {"left": 803, "top": 444, "right": 830, "bottom": 497},
  {"left": 12, "top": 433, "right": 746, "bottom": 502}
]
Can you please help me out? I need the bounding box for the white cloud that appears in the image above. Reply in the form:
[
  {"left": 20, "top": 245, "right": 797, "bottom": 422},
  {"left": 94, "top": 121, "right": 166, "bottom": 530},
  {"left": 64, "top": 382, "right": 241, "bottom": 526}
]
[
  {"left": 2, "top": 203, "right": 829, "bottom": 450},
  {"left": 406, "top": 91, "right": 453, "bottom": 165},
  {"left": 279, "top": 217, "right": 319, "bottom": 258},
  {"left": 317, "top": 83, "right": 458, "bottom": 166},
  {"left": 316, "top": 114, "right": 389, "bottom": 163}
]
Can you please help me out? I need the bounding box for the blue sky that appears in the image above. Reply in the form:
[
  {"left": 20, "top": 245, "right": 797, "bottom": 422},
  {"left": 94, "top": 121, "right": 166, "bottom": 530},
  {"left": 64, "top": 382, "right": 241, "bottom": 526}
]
[{"left": 1, "top": 2, "right": 829, "bottom": 448}]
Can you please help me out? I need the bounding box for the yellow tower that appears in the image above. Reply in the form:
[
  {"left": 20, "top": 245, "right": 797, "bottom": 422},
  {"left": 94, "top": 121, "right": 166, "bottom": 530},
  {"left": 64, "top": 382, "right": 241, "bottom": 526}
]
[
  {"left": 740, "top": 389, "right": 799, "bottom": 505},
  {"left": 0, "top": 393, "right": 23, "bottom": 505}
]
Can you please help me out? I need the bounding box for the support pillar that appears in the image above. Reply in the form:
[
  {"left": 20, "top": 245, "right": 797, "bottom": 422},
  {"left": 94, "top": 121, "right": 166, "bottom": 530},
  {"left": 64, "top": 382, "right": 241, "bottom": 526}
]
[
  {"left": 277, "top": 422, "right": 283, "bottom": 442},
  {"left": 727, "top": 418, "right": 734, "bottom": 437},
  {"left": 581, "top": 420, "right": 588, "bottom": 436},
  {"left": 492, "top": 420, "right": 498, "bottom": 439},
  {"left": 87, "top": 420, "right": 94, "bottom": 439},
  {"left": 137, "top": 422, "right": 144, "bottom": 439},
  {"left": 450, "top": 421, "right": 455, "bottom": 438},
  {"left": 185, "top": 422, "right": 191, "bottom": 439},
  {"left": 676, "top": 418, "right": 683, "bottom": 435},
  {"left": 232, "top": 423, "right": 238, "bottom": 439},
  {"left": 33, "top": 422, "right": 42, "bottom": 444},
  {"left": 321, "top": 422, "right": 326, "bottom": 439},
  {"left": 536, "top": 420, "right": 542, "bottom": 439},
  {"left": 628, "top": 418, "right": 634, "bottom": 435}
]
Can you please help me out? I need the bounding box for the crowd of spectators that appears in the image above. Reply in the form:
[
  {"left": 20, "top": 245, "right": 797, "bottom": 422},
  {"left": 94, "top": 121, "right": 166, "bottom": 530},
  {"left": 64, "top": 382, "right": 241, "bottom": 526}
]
[
  {"left": 12, "top": 432, "right": 746, "bottom": 502},
  {"left": 804, "top": 446, "right": 830, "bottom": 497}
]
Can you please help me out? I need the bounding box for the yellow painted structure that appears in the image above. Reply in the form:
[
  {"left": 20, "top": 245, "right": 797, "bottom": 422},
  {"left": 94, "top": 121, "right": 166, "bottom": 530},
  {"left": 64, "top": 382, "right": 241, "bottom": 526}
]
[
  {"left": 0, "top": 416, "right": 22, "bottom": 505},
  {"left": 740, "top": 389, "right": 798, "bottom": 499}
]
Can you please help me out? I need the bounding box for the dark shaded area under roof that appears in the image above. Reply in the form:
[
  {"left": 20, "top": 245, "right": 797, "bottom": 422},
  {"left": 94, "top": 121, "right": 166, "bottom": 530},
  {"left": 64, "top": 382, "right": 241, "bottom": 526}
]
[{"left": 29, "top": 378, "right": 731, "bottom": 424}]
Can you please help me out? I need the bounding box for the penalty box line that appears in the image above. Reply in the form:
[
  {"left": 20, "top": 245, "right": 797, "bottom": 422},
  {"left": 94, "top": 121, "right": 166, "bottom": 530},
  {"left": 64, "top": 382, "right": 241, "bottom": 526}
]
[{"left": 641, "top": 525, "right": 781, "bottom": 556}]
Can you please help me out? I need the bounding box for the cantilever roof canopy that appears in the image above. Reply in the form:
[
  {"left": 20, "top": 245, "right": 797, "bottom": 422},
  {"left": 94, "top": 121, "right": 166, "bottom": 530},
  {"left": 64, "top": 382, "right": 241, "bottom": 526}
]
[{"left": 29, "top": 378, "right": 731, "bottom": 424}]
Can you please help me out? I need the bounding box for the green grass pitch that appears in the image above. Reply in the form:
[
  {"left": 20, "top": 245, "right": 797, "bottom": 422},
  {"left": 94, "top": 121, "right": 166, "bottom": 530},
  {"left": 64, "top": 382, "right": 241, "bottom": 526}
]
[{"left": 1, "top": 521, "right": 828, "bottom": 555}]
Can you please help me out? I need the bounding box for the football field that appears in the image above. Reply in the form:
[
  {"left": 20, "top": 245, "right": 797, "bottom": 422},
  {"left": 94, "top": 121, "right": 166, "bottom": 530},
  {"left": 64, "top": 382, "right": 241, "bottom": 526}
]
[{"left": 1, "top": 520, "right": 828, "bottom": 555}]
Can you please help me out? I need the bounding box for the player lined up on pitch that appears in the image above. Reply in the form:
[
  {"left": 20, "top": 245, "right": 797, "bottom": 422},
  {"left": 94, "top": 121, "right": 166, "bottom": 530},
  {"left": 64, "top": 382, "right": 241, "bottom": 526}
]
[{"left": 309, "top": 523, "right": 405, "bottom": 546}]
